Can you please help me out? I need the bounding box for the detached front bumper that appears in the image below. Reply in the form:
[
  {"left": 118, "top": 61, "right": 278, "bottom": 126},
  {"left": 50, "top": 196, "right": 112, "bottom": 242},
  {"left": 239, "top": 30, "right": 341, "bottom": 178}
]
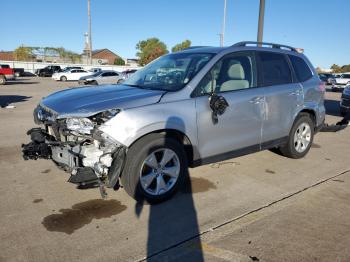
[{"left": 22, "top": 127, "right": 126, "bottom": 192}]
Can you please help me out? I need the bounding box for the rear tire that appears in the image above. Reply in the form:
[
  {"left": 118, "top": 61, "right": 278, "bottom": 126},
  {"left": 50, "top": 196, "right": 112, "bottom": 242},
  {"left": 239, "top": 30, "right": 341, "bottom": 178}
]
[
  {"left": 0, "top": 75, "right": 5, "bottom": 85},
  {"left": 60, "top": 76, "right": 67, "bottom": 82},
  {"left": 121, "top": 133, "right": 187, "bottom": 203},
  {"left": 279, "top": 113, "right": 314, "bottom": 159}
]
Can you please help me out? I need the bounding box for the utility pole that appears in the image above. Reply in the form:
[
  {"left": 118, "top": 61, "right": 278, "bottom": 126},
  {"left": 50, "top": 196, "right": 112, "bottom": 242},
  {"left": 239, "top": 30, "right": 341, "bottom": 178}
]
[
  {"left": 220, "top": 0, "right": 227, "bottom": 47},
  {"left": 88, "top": 0, "right": 92, "bottom": 64},
  {"left": 257, "top": 0, "right": 265, "bottom": 45}
]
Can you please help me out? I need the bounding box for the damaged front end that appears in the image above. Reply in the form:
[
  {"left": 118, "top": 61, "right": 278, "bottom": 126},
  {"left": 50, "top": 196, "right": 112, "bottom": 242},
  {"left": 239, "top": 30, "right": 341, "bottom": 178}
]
[{"left": 22, "top": 105, "right": 126, "bottom": 198}]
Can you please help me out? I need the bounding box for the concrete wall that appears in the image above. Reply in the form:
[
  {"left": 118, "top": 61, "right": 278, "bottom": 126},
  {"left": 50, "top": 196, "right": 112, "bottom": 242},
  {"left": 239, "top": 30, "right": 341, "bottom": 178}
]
[{"left": 0, "top": 60, "right": 140, "bottom": 74}]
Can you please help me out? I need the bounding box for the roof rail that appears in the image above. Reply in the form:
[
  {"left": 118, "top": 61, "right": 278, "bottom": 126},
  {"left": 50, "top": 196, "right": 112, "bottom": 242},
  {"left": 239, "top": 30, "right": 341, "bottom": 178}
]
[
  {"left": 184, "top": 46, "right": 211, "bottom": 50},
  {"left": 233, "top": 41, "right": 298, "bottom": 52}
]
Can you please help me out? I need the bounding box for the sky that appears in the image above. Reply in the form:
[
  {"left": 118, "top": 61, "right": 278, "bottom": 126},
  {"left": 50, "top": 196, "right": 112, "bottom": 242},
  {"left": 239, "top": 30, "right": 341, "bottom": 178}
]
[{"left": 2, "top": 0, "right": 349, "bottom": 68}]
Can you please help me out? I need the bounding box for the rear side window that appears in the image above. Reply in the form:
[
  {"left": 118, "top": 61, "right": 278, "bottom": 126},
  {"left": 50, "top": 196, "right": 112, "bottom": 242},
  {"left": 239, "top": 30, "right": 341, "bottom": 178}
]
[
  {"left": 343, "top": 74, "right": 350, "bottom": 79},
  {"left": 258, "top": 52, "right": 292, "bottom": 86},
  {"left": 289, "top": 55, "right": 313, "bottom": 82}
]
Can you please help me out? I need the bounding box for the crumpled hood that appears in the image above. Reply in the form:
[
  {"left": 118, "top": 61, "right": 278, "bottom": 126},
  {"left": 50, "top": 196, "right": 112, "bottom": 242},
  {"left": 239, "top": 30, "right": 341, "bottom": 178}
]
[{"left": 41, "top": 84, "right": 165, "bottom": 118}]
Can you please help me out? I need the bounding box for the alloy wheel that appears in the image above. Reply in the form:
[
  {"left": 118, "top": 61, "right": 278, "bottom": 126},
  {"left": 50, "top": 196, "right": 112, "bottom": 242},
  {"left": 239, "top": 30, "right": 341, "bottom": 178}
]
[
  {"left": 293, "top": 122, "right": 311, "bottom": 153},
  {"left": 139, "top": 148, "right": 180, "bottom": 196}
]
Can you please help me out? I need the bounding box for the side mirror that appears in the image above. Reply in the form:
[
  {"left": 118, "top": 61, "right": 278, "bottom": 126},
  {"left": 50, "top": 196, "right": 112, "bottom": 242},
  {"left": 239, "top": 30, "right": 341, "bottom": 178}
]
[{"left": 209, "top": 93, "right": 229, "bottom": 124}]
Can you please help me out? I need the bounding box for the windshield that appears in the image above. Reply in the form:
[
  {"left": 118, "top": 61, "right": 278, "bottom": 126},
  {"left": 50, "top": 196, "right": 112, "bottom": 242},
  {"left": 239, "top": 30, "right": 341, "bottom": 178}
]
[
  {"left": 90, "top": 71, "right": 103, "bottom": 77},
  {"left": 123, "top": 53, "right": 213, "bottom": 91}
]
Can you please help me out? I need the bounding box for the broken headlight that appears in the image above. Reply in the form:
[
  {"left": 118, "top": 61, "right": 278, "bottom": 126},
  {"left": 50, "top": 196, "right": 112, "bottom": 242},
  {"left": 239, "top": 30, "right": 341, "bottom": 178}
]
[
  {"left": 66, "top": 118, "right": 94, "bottom": 134},
  {"left": 92, "top": 109, "right": 120, "bottom": 124}
]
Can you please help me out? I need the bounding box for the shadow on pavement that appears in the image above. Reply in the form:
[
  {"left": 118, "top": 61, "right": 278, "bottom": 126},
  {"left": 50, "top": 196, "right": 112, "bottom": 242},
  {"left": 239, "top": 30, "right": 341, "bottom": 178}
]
[
  {"left": 5, "top": 81, "right": 39, "bottom": 85},
  {"left": 0, "top": 95, "right": 32, "bottom": 108},
  {"left": 135, "top": 117, "right": 204, "bottom": 261}
]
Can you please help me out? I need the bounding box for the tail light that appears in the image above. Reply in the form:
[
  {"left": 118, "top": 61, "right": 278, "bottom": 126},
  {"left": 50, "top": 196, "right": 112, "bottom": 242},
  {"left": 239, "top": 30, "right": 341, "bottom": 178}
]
[{"left": 319, "top": 81, "right": 326, "bottom": 92}]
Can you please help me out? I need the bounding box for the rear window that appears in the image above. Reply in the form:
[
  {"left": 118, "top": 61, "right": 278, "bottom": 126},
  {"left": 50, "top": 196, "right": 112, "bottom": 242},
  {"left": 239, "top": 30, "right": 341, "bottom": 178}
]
[
  {"left": 0, "top": 64, "right": 10, "bottom": 68},
  {"left": 289, "top": 55, "right": 313, "bottom": 82},
  {"left": 258, "top": 52, "right": 292, "bottom": 86}
]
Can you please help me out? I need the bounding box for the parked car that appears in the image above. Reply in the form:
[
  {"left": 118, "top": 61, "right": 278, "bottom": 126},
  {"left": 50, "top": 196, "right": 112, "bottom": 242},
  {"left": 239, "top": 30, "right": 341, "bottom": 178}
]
[
  {"left": 78, "top": 70, "right": 121, "bottom": 85},
  {"left": 14, "top": 68, "right": 25, "bottom": 77},
  {"left": 52, "top": 69, "right": 94, "bottom": 81},
  {"left": 88, "top": 68, "right": 102, "bottom": 73},
  {"left": 340, "top": 85, "right": 350, "bottom": 116},
  {"left": 35, "top": 65, "right": 61, "bottom": 77},
  {"left": 23, "top": 41, "right": 325, "bottom": 202},
  {"left": 0, "top": 64, "right": 15, "bottom": 85},
  {"left": 318, "top": 73, "right": 334, "bottom": 85},
  {"left": 331, "top": 73, "right": 350, "bottom": 90},
  {"left": 60, "top": 66, "right": 83, "bottom": 72},
  {"left": 117, "top": 69, "right": 138, "bottom": 84}
]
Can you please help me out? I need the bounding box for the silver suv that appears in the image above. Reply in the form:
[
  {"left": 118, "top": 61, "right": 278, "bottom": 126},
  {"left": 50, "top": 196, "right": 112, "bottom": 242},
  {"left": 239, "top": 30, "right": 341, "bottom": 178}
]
[{"left": 23, "top": 41, "right": 325, "bottom": 202}]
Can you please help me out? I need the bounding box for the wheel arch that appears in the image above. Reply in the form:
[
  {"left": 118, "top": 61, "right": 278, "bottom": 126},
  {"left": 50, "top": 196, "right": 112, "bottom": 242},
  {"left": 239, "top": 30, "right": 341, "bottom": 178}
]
[
  {"left": 298, "top": 108, "right": 316, "bottom": 126},
  {"left": 128, "top": 128, "right": 195, "bottom": 166}
]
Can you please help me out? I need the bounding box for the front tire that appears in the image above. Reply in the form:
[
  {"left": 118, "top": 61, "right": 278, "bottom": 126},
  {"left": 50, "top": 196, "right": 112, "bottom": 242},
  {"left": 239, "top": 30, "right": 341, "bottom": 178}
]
[
  {"left": 279, "top": 113, "right": 314, "bottom": 159},
  {"left": 121, "top": 133, "right": 187, "bottom": 203},
  {"left": 60, "top": 76, "right": 67, "bottom": 82}
]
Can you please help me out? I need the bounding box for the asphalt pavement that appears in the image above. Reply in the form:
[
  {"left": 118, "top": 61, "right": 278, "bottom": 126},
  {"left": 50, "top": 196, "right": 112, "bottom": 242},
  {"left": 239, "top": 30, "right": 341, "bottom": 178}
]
[{"left": 0, "top": 78, "right": 349, "bottom": 262}]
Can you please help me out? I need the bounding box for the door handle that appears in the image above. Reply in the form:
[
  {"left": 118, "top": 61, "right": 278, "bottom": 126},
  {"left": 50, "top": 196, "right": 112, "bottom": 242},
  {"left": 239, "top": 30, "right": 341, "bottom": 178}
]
[{"left": 249, "top": 97, "right": 264, "bottom": 104}]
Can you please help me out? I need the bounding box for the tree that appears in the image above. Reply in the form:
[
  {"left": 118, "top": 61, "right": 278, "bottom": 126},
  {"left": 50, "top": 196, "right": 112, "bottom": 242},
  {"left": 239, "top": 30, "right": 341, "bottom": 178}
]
[
  {"left": 114, "top": 57, "right": 126, "bottom": 65},
  {"left": 14, "top": 45, "right": 81, "bottom": 63},
  {"left": 136, "top": 38, "right": 168, "bottom": 66},
  {"left": 172, "top": 40, "right": 191, "bottom": 52},
  {"left": 330, "top": 64, "right": 342, "bottom": 73},
  {"left": 315, "top": 67, "right": 322, "bottom": 74},
  {"left": 341, "top": 64, "right": 350, "bottom": 73},
  {"left": 13, "top": 46, "right": 34, "bottom": 61}
]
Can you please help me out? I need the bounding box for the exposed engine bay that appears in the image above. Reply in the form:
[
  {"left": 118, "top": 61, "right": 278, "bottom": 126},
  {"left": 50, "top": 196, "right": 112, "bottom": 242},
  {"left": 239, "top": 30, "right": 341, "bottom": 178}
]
[{"left": 22, "top": 105, "right": 126, "bottom": 198}]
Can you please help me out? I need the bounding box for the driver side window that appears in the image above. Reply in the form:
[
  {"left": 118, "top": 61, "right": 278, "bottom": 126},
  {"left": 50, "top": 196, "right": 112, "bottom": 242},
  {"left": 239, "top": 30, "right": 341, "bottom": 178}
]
[{"left": 194, "top": 52, "right": 257, "bottom": 96}]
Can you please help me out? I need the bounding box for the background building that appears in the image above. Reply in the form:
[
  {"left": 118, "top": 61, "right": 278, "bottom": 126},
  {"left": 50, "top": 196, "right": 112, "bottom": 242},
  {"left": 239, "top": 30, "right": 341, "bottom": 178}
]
[
  {"left": 0, "top": 51, "right": 14, "bottom": 61},
  {"left": 81, "top": 48, "right": 123, "bottom": 65}
]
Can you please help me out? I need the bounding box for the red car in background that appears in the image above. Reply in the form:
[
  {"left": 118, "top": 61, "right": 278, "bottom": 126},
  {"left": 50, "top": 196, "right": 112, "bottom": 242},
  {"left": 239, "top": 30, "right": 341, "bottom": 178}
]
[{"left": 0, "top": 64, "right": 15, "bottom": 85}]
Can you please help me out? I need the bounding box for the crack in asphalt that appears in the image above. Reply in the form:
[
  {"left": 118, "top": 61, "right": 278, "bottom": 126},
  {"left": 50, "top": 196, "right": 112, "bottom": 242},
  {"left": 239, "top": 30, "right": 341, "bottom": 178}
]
[{"left": 137, "top": 169, "right": 350, "bottom": 261}]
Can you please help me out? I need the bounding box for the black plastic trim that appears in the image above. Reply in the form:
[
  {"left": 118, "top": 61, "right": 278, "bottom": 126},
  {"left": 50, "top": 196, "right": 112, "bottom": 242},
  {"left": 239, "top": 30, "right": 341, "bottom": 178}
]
[{"left": 191, "top": 136, "right": 288, "bottom": 167}]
